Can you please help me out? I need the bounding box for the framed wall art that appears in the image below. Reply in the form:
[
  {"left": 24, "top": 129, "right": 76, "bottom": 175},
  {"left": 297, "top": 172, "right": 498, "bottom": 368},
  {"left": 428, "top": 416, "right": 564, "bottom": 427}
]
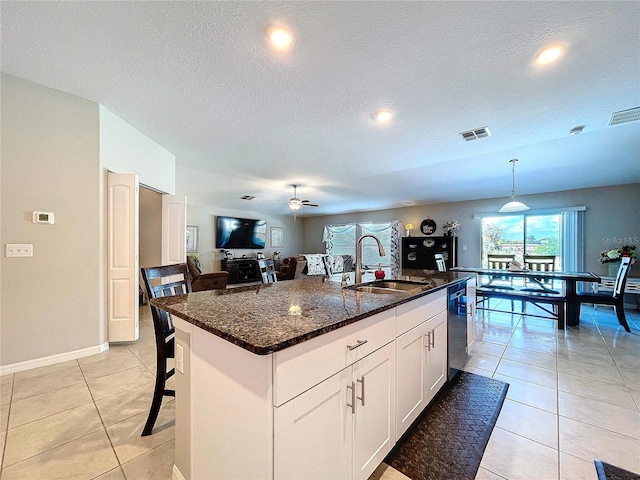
[
  {"left": 186, "top": 225, "right": 199, "bottom": 252},
  {"left": 270, "top": 226, "right": 284, "bottom": 248}
]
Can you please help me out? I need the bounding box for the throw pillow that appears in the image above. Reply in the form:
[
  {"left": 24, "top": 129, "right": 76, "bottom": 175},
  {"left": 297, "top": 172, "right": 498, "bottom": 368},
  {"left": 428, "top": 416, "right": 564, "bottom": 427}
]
[{"left": 304, "top": 254, "right": 327, "bottom": 275}]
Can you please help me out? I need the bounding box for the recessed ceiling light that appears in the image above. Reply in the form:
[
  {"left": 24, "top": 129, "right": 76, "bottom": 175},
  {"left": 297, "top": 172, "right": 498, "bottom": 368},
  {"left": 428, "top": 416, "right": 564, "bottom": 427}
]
[
  {"left": 534, "top": 44, "right": 566, "bottom": 65},
  {"left": 376, "top": 109, "right": 392, "bottom": 123},
  {"left": 267, "top": 25, "right": 293, "bottom": 50},
  {"left": 569, "top": 125, "right": 586, "bottom": 135}
]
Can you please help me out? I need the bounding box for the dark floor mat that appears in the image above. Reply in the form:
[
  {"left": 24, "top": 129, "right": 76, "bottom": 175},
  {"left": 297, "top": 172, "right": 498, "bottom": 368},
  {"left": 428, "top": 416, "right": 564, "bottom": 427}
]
[
  {"left": 595, "top": 460, "right": 640, "bottom": 480},
  {"left": 385, "top": 371, "right": 509, "bottom": 480}
]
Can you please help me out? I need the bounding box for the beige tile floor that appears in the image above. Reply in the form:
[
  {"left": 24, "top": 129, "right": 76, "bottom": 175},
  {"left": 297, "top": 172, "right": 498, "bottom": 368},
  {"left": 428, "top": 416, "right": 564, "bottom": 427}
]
[{"left": 1, "top": 301, "right": 638, "bottom": 479}]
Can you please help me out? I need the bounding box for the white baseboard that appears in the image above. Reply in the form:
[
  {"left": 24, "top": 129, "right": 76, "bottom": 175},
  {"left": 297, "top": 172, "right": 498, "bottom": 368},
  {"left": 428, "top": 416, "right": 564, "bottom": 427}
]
[
  {"left": 0, "top": 342, "right": 109, "bottom": 376},
  {"left": 173, "top": 465, "right": 186, "bottom": 480}
]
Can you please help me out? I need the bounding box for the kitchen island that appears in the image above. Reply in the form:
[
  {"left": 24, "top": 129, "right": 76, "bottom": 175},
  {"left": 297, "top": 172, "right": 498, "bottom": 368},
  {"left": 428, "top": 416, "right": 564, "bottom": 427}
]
[{"left": 151, "top": 272, "right": 473, "bottom": 480}]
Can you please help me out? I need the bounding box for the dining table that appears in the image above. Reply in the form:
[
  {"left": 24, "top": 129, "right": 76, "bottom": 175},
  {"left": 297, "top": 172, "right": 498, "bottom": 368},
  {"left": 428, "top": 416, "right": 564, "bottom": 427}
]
[{"left": 451, "top": 267, "right": 601, "bottom": 327}]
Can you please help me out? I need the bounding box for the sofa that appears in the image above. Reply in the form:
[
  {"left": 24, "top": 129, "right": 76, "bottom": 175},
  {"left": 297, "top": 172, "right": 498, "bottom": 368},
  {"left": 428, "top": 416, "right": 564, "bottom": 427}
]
[{"left": 187, "top": 256, "right": 229, "bottom": 291}]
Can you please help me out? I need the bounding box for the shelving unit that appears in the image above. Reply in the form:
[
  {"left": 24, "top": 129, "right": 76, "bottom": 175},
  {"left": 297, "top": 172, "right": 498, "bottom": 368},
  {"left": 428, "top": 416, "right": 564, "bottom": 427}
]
[
  {"left": 401, "top": 236, "right": 457, "bottom": 271},
  {"left": 222, "top": 258, "right": 259, "bottom": 284}
]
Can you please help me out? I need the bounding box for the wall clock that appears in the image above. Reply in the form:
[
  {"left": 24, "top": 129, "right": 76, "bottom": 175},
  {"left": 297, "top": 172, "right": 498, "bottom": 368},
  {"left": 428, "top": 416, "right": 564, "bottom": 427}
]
[{"left": 420, "top": 218, "right": 437, "bottom": 235}]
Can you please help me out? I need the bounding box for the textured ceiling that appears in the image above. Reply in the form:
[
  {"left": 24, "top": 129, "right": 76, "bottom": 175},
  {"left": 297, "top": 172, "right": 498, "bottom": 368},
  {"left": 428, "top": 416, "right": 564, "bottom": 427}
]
[{"left": 2, "top": 1, "right": 639, "bottom": 216}]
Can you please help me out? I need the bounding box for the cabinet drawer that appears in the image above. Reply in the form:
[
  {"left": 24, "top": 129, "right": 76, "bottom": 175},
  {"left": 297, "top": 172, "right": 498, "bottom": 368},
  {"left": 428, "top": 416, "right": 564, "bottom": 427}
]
[
  {"left": 274, "top": 309, "right": 395, "bottom": 406},
  {"left": 396, "top": 289, "right": 446, "bottom": 336}
]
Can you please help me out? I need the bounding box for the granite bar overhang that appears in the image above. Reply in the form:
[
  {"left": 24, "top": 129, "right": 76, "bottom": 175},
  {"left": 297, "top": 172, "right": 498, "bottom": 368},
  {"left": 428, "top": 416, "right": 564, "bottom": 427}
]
[{"left": 150, "top": 271, "right": 472, "bottom": 355}]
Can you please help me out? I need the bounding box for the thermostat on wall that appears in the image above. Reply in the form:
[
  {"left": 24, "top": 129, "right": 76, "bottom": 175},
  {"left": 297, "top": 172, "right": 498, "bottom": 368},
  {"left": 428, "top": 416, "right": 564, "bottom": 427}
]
[{"left": 32, "top": 211, "right": 54, "bottom": 224}]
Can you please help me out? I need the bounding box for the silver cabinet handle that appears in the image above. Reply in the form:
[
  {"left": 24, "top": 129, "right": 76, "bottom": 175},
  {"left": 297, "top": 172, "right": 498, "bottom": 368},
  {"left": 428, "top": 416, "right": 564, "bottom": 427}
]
[
  {"left": 357, "top": 376, "right": 365, "bottom": 406},
  {"left": 347, "top": 339, "right": 368, "bottom": 351},
  {"left": 430, "top": 329, "right": 435, "bottom": 348},
  {"left": 424, "top": 331, "right": 431, "bottom": 351},
  {"left": 346, "top": 382, "right": 356, "bottom": 414}
]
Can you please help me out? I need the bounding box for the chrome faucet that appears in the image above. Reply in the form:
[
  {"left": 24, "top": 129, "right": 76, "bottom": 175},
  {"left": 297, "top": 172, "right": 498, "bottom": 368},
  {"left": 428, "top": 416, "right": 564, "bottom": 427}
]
[{"left": 355, "top": 234, "right": 386, "bottom": 285}]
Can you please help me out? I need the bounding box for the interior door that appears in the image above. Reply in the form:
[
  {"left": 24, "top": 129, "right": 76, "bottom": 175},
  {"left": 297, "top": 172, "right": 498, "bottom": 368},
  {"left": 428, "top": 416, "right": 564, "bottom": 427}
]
[
  {"left": 107, "top": 172, "right": 139, "bottom": 342},
  {"left": 162, "top": 194, "right": 186, "bottom": 265}
]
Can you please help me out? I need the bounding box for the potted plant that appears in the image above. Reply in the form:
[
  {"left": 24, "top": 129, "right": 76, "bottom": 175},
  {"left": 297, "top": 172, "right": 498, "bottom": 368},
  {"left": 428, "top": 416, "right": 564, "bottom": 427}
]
[
  {"left": 442, "top": 220, "right": 460, "bottom": 237},
  {"left": 598, "top": 245, "right": 637, "bottom": 276}
]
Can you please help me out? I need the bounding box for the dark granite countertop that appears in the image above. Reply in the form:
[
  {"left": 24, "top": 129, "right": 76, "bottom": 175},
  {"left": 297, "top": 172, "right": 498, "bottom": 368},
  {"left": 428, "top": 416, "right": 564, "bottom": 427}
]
[{"left": 150, "top": 271, "right": 471, "bottom": 355}]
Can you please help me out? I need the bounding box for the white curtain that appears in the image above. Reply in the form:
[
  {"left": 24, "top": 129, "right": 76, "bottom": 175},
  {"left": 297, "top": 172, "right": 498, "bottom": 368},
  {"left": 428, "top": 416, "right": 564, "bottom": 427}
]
[{"left": 341, "top": 220, "right": 403, "bottom": 277}]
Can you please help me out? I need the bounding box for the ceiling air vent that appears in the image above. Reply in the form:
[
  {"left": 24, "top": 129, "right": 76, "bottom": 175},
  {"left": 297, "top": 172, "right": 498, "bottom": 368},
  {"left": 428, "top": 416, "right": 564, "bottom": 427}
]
[
  {"left": 460, "top": 126, "right": 491, "bottom": 141},
  {"left": 240, "top": 195, "right": 255, "bottom": 201},
  {"left": 609, "top": 106, "right": 640, "bottom": 126}
]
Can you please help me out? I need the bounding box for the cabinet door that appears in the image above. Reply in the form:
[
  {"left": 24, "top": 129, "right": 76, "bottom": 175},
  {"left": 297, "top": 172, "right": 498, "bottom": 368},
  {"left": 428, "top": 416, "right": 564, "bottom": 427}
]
[
  {"left": 425, "top": 311, "right": 448, "bottom": 402},
  {"left": 353, "top": 342, "right": 396, "bottom": 480},
  {"left": 274, "top": 367, "right": 353, "bottom": 480},
  {"left": 395, "top": 322, "right": 428, "bottom": 438},
  {"left": 466, "top": 277, "right": 477, "bottom": 353}
]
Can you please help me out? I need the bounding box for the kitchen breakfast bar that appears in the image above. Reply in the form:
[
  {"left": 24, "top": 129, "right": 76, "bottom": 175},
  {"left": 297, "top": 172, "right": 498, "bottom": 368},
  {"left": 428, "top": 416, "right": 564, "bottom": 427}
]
[{"left": 151, "top": 272, "right": 474, "bottom": 480}]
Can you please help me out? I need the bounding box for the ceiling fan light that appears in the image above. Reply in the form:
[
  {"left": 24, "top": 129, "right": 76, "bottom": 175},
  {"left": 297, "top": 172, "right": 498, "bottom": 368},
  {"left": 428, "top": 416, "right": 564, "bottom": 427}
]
[
  {"left": 498, "top": 200, "right": 530, "bottom": 213},
  {"left": 288, "top": 198, "right": 302, "bottom": 210}
]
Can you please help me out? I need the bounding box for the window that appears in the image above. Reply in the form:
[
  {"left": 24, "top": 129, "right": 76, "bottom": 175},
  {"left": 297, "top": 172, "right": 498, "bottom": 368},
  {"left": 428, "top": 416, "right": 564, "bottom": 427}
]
[
  {"left": 323, "top": 221, "right": 402, "bottom": 275},
  {"left": 478, "top": 207, "right": 585, "bottom": 272}
]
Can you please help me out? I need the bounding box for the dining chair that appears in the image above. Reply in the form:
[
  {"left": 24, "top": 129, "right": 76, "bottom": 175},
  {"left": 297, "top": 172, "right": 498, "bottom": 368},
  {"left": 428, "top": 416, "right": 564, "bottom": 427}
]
[
  {"left": 576, "top": 256, "right": 632, "bottom": 332},
  {"left": 140, "top": 263, "right": 192, "bottom": 436},
  {"left": 434, "top": 253, "right": 446, "bottom": 272},
  {"left": 258, "top": 258, "right": 278, "bottom": 283},
  {"left": 523, "top": 255, "right": 556, "bottom": 272},
  {"left": 521, "top": 254, "right": 559, "bottom": 294},
  {"left": 482, "top": 254, "right": 516, "bottom": 310},
  {"left": 487, "top": 254, "right": 516, "bottom": 271}
]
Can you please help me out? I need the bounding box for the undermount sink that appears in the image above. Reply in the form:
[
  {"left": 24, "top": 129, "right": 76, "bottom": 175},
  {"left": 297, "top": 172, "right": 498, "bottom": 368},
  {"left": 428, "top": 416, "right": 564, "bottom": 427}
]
[
  {"left": 351, "top": 286, "right": 404, "bottom": 294},
  {"left": 347, "top": 280, "right": 427, "bottom": 294}
]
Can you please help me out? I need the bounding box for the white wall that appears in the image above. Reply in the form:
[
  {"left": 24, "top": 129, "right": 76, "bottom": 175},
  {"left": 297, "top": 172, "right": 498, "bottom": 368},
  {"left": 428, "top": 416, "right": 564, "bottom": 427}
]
[
  {"left": 99, "top": 106, "right": 175, "bottom": 194},
  {"left": 183, "top": 203, "right": 303, "bottom": 272},
  {"left": 302, "top": 184, "right": 640, "bottom": 278},
  {"left": 1, "top": 75, "right": 178, "bottom": 372},
  {"left": 1, "top": 74, "right": 102, "bottom": 368}
]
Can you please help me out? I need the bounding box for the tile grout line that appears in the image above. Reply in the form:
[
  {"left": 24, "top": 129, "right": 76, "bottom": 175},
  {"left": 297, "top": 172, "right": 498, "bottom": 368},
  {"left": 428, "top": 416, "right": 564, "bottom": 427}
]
[
  {"left": 78, "top": 357, "right": 128, "bottom": 480},
  {"left": 1, "top": 360, "right": 107, "bottom": 473},
  {"left": 0, "top": 374, "right": 16, "bottom": 477}
]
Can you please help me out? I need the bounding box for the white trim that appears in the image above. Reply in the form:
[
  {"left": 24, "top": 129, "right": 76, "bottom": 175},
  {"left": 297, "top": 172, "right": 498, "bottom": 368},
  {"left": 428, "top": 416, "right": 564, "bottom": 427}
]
[
  {"left": 172, "top": 464, "right": 187, "bottom": 480},
  {"left": 473, "top": 206, "right": 586, "bottom": 218},
  {"left": 0, "top": 342, "right": 109, "bottom": 376}
]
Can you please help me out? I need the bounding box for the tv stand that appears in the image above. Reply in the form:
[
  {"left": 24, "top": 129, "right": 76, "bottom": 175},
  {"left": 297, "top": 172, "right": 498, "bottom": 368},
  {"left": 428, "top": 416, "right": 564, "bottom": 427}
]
[{"left": 222, "top": 258, "right": 260, "bottom": 284}]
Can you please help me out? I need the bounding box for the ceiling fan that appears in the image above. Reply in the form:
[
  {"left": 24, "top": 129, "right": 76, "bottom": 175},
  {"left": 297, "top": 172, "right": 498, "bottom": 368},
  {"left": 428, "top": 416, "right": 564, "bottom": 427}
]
[{"left": 288, "top": 184, "right": 318, "bottom": 220}]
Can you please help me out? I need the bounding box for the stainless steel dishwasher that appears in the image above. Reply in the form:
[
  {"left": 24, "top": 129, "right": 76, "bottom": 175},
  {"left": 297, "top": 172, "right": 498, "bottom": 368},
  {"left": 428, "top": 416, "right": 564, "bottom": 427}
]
[{"left": 448, "top": 283, "right": 469, "bottom": 380}]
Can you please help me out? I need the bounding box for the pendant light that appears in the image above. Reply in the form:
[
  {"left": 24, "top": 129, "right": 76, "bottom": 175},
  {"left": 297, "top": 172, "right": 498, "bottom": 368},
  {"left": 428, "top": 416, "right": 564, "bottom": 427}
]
[{"left": 498, "top": 159, "right": 530, "bottom": 213}]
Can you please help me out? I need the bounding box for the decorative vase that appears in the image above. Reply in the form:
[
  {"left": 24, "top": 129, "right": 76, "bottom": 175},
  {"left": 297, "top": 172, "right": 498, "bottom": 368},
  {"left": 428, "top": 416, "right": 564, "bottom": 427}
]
[{"left": 608, "top": 261, "right": 621, "bottom": 278}]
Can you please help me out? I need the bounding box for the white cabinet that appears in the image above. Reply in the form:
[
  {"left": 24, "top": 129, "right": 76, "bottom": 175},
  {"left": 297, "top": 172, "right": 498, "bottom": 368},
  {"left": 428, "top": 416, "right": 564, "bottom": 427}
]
[
  {"left": 466, "top": 277, "right": 477, "bottom": 353},
  {"left": 353, "top": 342, "right": 396, "bottom": 480},
  {"left": 274, "top": 367, "right": 353, "bottom": 480},
  {"left": 275, "top": 342, "right": 396, "bottom": 480},
  {"left": 424, "top": 311, "right": 447, "bottom": 399},
  {"left": 396, "top": 320, "right": 428, "bottom": 436},
  {"left": 396, "top": 299, "right": 448, "bottom": 439}
]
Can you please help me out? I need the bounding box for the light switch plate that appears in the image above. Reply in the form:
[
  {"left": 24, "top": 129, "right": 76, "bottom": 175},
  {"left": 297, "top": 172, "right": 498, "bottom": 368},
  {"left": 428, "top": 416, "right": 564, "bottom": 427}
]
[{"left": 6, "top": 244, "right": 34, "bottom": 257}]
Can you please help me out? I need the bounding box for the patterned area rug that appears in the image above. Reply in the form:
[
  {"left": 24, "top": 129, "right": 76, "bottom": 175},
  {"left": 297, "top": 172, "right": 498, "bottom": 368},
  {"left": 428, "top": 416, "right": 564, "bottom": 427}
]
[
  {"left": 385, "top": 371, "right": 509, "bottom": 480},
  {"left": 595, "top": 460, "right": 640, "bottom": 480}
]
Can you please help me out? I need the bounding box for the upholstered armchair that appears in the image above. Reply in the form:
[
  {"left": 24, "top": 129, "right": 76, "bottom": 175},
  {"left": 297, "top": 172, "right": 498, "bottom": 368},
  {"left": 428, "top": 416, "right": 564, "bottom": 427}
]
[
  {"left": 276, "top": 256, "right": 307, "bottom": 281},
  {"left": 187, "top": 256, "right": 229, "bottom": 291}
]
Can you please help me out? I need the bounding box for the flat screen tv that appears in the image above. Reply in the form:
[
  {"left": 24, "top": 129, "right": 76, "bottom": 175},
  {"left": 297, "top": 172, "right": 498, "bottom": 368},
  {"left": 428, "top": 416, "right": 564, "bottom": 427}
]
[{"left": 216, "top": 216, "right": 267, "bottom": 249}]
